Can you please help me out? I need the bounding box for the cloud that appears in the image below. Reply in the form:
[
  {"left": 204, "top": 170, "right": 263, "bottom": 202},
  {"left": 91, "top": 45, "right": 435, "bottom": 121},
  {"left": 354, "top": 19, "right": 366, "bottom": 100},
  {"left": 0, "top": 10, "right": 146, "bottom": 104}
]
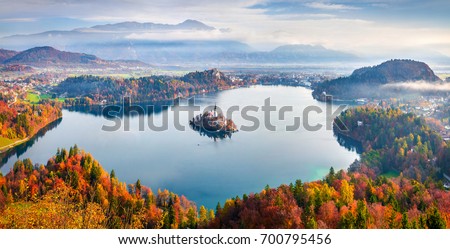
[
  {"left": 381, "top": 81, "right": 450, "bottom": 92},
  {"left": 269, "top": 13, "right": 337, "bottom": 20},
  {"left": 125, "top": 29, "right": 229, "bottom": 41},
  {"left": 0, "top": 0, "right": 449, "bottom": 58},
  {"left": 371, "top": 3, "right": 389, "bottom": 8},
  {"left": 305, "top": 2, "right": 360, "bottom": 11},
  {"left": 0, "top": 18, "right": 36, "bottom": 22}
]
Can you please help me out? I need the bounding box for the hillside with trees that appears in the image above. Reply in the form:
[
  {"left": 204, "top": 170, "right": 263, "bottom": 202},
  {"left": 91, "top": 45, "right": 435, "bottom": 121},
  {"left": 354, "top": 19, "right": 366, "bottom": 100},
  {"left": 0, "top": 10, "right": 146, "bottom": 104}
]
[
  {"left": 55, "top": 69, "right": 243, "bottom": 105},
  {"left": 210, "top": 169, "right": 448, "bottom": 229},
  {"left": 0, "top": 146, "right": 214, "bottom": 228},
  {"left": 0, "top": 49, "right": 19, "bottom": 63},
  {"left": 312, "top": 60, "right": 442, "bottom": 100},
  {"left": 3, "top": 46, "right": 102, "bottom": 66},
  {"left": 0, "top": 101, "right": 62, "bottom": 151},
  {"left": 0, "top": 46, "right": 148, "bottom": 68},
  {"left": 335, "top": 106, "right": 446, "bottom": 180},
  {"left": 0, "top": 146, "right": 447, "bottom": 229}
]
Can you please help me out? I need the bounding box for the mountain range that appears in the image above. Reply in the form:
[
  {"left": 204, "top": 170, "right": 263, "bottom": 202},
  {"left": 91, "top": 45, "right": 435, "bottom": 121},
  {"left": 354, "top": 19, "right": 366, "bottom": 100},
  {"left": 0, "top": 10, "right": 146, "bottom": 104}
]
[
  {"left": 83, "top": 19, "right": 215, "bottom": 32},
  {"left": 0, "top": 20, "right": 359, "bottom": 66},
  {"left": 1, "top": 19, "right": 449, "bottom": 67}
]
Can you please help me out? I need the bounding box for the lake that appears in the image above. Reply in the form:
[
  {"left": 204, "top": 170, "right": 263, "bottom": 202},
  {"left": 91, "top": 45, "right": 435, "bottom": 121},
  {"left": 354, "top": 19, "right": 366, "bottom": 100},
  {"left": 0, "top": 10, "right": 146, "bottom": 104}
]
[{"left": 0, "top": 86, "right": 359, "bottom": 208}]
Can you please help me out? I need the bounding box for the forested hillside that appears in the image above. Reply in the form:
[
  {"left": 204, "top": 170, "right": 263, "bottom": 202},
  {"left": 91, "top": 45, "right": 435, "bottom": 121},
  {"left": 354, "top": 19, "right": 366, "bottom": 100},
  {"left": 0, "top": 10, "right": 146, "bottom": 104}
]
[
  {"left": 0, "top": 101, "right": 62, "bottom": 150},
  {"left": 0, "top": 147, "right": 447, "bottom": 229},
  {"left": 336, "top": 106, "right": 445, "bottom": 179},
  {"left": 55, "top": 69, "right": 242, "bottom": 105},
  {"left": 210, "top": 169, "right": 448, "bottom": 228},
  {"left": 313, "top": 60, "right": 441, "bottom": 100},
  {"left": 0, "top": 146, "right": 214, "bottom": 228}
]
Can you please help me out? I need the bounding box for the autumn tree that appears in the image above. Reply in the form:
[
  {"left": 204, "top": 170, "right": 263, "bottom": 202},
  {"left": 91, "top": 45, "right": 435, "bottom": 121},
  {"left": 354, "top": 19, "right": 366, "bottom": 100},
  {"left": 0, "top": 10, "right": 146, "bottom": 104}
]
[
  {"left": 355, "top": 200, "right": 369, "bottom": 228},
  {"left": 340, "top": 180, "right": 354, "bottom": 206},
  {"left": 426, "top": 206, "right": 446, "bottom": 229}
]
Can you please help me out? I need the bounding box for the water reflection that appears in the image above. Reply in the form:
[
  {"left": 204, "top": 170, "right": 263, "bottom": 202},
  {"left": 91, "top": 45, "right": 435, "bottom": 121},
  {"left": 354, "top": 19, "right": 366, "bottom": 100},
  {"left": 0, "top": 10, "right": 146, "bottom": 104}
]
[
  {"left": 333, "top": 128, "right": 363, "bottom": 154},
  {"left": 65, "top": 101, "right": 172, "bottom": 118},
  {"left": 189, "top": 122, "right": 234, "bottom": 141},
  {"left": 0, "top": 118, "right": 62, "bottom": 168}
]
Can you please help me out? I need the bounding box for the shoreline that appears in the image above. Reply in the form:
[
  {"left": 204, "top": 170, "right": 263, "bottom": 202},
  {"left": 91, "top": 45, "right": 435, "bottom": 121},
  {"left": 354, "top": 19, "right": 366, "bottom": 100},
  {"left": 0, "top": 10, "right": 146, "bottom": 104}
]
[
  {"left": 61, "top": 84, "right": 311, "bottom": 108},
  {"left": 0, "top": 117, "right": 63, "bottom": 154},
  {"left": 0, "top": 138, "right": 29, "bottom": 154}
]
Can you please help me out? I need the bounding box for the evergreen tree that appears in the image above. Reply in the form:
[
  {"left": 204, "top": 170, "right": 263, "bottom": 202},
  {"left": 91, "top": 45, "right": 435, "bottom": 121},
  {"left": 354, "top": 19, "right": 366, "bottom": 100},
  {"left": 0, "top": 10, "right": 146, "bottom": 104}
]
[
  {"left": 426, "top": 207, "right": 446, "bottom": 229},
  {"left": 199, "top": 205, "right": 208, "bottom": 226},
  {"left": 339, "top": 210, "right": 355, "bottom": 229},
  {"left": 355, "top": 200, "right": 369, "bottom": 228},
  {"left": 401, "top": 212, "right": 410, "bottom": 229},
  {"left": 135, "top": 179, "right": 142, "bottom": 197}
]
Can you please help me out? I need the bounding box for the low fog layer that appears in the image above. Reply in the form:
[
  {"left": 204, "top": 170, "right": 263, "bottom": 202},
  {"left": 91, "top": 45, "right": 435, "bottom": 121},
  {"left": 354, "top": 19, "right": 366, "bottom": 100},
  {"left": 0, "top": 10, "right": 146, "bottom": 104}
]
[{"left": 381, "top": 81, "right": 450, "bottom": 92}]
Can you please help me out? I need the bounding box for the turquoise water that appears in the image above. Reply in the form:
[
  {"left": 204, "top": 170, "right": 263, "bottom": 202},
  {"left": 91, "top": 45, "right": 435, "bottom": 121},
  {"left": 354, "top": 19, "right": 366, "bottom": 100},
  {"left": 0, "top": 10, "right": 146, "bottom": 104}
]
[{"left": 0, "top": 86, "right": 358, "bottom": 208}]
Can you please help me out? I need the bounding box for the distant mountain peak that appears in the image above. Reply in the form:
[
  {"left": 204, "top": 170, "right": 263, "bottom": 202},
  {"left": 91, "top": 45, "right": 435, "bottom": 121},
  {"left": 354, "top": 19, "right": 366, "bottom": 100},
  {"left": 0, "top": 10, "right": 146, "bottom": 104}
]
[
  {"left": 1, "top": 46, "right": 149, "bottom": 68},
  {"left": 271, "top": 44, "right": 347, "bottom": 54},
  {"left": 273, "top": 44, "right": 324, "bottom": 50},
  {"left": 27, "top": 46, "right": 58, "bottom": 52},
  {"left": 180, "top": 19, "right": 203, "bottom": 25},
  {"left": 267, "top": 44, "right": 356, "bottom": 61},
  {"left": 3, "top": 46, "right": 101, "bottom": 66},
  {"left": 176, "top": 19, "right": 215, "bottom": 30},
  {"left": 87, "top": 19, "right": 215, "bottom": 32}
]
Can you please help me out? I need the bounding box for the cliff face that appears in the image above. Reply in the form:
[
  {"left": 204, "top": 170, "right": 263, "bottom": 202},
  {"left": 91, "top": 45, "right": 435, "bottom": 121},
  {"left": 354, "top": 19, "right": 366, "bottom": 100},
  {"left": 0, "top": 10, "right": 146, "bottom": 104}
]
[{"left": 313, "top": 59, "right": 442, "bottom": 100}]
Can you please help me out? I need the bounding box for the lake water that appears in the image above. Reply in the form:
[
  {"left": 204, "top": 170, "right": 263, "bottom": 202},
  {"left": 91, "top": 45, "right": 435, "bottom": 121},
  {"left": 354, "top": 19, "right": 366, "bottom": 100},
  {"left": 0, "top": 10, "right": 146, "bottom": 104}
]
[{"left": 0, "top": 86, "right": 359, "bottom": 208}]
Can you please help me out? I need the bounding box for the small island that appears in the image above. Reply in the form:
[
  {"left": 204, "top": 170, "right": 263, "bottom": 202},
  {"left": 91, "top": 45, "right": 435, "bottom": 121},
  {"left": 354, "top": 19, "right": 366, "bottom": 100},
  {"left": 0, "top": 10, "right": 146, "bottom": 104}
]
[{"left": 190, "top": 104, "right": 238, "bottom": 136}]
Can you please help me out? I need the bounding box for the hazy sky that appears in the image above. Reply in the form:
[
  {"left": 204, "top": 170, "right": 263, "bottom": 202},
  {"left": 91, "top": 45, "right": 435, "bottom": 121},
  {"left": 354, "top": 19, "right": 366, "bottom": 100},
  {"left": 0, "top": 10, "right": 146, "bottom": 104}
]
[{"left": 0, "top": 0, "right": 449, "bottom": 55}]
